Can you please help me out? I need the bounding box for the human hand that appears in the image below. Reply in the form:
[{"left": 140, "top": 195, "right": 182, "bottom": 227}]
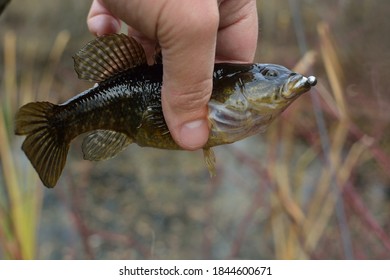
[{"left": 87, "top": 0, "right": 258, "bottom": 150}]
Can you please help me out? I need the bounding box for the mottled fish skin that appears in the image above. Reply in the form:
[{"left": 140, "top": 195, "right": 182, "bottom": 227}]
[
  {"left": 60, "top": 64, "right": 165, "bottom": 146},
  {"left": 14, "top": 34, "right": 317, "bottom": 188}
]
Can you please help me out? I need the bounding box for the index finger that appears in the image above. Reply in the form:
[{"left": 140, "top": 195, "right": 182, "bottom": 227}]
[{"left": 216, "top": 0, "right": 258, "bottom": 62}]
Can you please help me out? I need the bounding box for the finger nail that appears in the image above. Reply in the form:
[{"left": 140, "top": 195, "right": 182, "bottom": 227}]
[
  {"left": 179, "top": 119, "right": 209, "bottom": 150},
  {"left": 88, "top": 15, "right": 120, "bottom": 36}
]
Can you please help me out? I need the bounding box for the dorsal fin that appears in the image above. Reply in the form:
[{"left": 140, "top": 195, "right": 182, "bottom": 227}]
[{"left": 73, "top": 33, "right": 147, "bottom": 83}]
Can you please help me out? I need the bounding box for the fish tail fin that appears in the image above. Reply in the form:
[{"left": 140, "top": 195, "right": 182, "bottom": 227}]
[{"left": 15, "top": 102, "right": 69, "bottom": 188}]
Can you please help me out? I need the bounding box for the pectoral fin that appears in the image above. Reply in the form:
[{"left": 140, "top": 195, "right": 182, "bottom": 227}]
[
  {"left": 82, "top": 130, "right": 132, "bottom": 161},
  {"left": 203, "top": 148, "right": 216, "bottom": 177},
  {"left": 138, "top": 105, "right": 170, "bottom": 136}
]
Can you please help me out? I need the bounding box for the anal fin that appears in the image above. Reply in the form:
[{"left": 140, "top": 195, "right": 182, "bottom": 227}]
[{"left": 82, "top": 130, "right": 132, "bottom": 161}]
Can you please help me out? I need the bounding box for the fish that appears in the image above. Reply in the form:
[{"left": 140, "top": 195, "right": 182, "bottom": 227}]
[{"left": 14, "top": 33, "right": 317, "bottom": 188}]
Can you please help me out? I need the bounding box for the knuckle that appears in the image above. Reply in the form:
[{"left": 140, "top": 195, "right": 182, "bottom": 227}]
[
  {"left": 187, "top": 9, "right": 219, "bottom": 36},
  {"left": 163, "top": 2, "right": 219, "bottom": 38}
]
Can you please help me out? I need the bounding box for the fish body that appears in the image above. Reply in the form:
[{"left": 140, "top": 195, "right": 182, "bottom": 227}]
[{"left": 15, "top": 34, "right": 317, "bottom": 187}]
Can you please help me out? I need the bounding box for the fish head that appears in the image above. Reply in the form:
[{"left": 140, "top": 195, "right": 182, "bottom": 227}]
[{"left": 242, "top": 63, "right": 317, "bottom": 112}]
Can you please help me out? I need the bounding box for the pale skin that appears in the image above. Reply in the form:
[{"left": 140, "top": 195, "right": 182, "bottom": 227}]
[{"left": 87, "top": 0, "right": 258, "bottom": 150}]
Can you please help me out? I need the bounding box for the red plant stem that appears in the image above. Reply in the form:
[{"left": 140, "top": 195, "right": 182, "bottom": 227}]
[
  {"left": 68, "top": 182, "right": 95, "bottom": 259},
  {"left": 228, "top": 189, "right": 264, "bottom": 258},
  {"left": 94, "top": 231, "right": 151, "bottom": 258},
  {"left": 343, "top": 182, "right": 390, "bottom": 254},
  {"left": 202, "top": 172, "right": 223, "bottom": 259}
]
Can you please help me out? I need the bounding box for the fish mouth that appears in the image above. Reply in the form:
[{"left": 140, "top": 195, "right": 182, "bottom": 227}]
[{"left": 281, "top": 74, "right": 317, "bottom": 99}]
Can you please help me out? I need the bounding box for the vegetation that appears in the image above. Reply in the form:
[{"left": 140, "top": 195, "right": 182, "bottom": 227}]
[{"left": 1, "top": 0, "right": 389, "bottom": 259}]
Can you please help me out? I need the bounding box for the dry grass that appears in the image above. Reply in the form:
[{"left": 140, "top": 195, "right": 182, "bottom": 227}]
[
  {"left": 256, "top": 21, "right": 389, "bottom": 259},
  {"left": 1, "top": 0, "right": 389, "bottom": 259},
  {"left": 0, "top": 30, "right": 70, "bottom": 259}
]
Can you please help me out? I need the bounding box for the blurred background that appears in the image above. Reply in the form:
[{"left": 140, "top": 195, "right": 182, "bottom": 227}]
[{"left": 1, "top": 0, "right": 389, "bottom": 259}]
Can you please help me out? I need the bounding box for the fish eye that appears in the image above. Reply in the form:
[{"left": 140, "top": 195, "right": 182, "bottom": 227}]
[{"left": 261, "top": 68, "right": 279, "bottom": 78}]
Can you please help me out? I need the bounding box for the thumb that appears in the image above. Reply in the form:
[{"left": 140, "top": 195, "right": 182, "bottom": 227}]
[
  {"left": 159, "top": 4, "right": 219, "bottom": 150},
  {"left": 87, "top": 0, "right": 121, "bottom": 35},
  {"left": 161, "top": 69, "right": 212, "bottom": 151}
]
